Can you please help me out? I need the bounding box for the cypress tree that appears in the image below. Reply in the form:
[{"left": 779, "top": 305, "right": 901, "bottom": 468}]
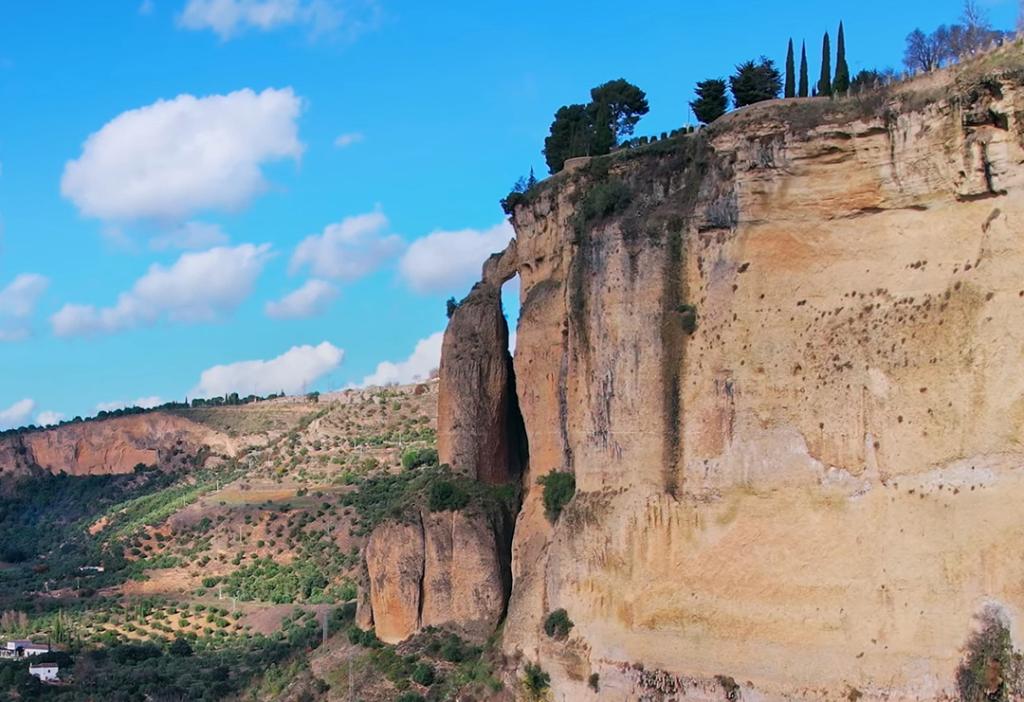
[
  {"left": 834, "top": 22, "right": 850, "bottom": 95},
  {"left": 798, "top": 41, "right": 809, "bottom": 97},
  {"left": 784, "top": 39, "right": 796, "bottom": 98},
  {"left": 818, "top": 32, "right": 832, "bottom": 97}
]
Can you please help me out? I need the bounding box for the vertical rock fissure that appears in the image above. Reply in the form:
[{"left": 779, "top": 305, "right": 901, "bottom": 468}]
[
  {"left": 505, "top": 344, "right": 529, "bottom": 481},
  {"left": 660, "top": 225, "right": 685, "bottom": 498},
  {"left": 497, "top": 321, "right": 525, "bottom": 621},
  {"left": 415, "top": 510, "right": 427, "bottom": 630}
]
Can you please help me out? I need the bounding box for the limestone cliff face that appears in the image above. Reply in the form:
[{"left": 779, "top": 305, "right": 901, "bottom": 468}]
[
  {"left": 360, "top": 508, "right": 512, "bottom": 644},
  {"left": 437, "top": 261, "right": 526, "bottom": 484},
  {"left": 441, "top": 46, "right": 1024, "bottom": 700},
  {"left": 0, "top": 413, "right": 235, "bottom": 478}
]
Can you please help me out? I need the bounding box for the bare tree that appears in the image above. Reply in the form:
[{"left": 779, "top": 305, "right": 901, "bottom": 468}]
[
  {"left": 904, "top": 28, "right": 943, "bottom": 72},
  {"left": 906, "top": 2, "right": 1005, "bottom": 74},
  {"left": 959, "top": 0, "right": 994, "bottom": 55}
]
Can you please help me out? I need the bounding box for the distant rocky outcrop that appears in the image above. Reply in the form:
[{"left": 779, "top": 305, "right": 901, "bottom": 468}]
[{"left": 0, "top": 413, "right": 237, "bottom": 479}]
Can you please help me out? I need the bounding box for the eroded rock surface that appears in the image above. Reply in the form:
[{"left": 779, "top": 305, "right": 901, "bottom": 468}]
[
  {"left": 0, "top": 413, "right": 236, "bottom": 478},
  {"left": 437, "top": 280, "right": 525, "bottom": 485},
  {"left": 441, "top": 48, "right": 1024, "bottom": 700},
  {"left": 361, "top": 508, "right": 511, "bottom": 644}
]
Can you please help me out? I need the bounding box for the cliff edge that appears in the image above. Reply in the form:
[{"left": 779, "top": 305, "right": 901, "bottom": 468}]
[{"left": 440, "top": 43, "right": 1024, "bottom": 700}]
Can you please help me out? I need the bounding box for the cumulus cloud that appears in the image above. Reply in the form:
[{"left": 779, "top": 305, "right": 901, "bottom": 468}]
[
  {"left": 192, "top": 341, "right": 343, "bottom": 397},
  {"left": 265, "top": 279, "right": 337, "bottom": 319},
  {"left": 150, "top": 221, "right": 229, "bottom": 251},
  {"left": 36, "top": 411, "right": 64, "bottom": 427},
  {"left": 399, "top": 221, "right": 513, "bottom": 294},
  {"left": 178, "top": 0, "right": 377, "bottom": 40},
  {"left": 96, "top": 396, "right": 164, "bottom": 413},
  {"left": 290, "top": 211, "right": 403, "bottom": 281},
  {"left": 51, "top": 244, "right": 271, "bottom": 337},
  {"left": 0, "top": 273, "right": 49, "bottom": 342},
  {"left": 333, "top": 131, "right": 363, "bottom": 148},
  {"left": 360, "top": 331, "right": 442, "bottom": 387},
  {"left": 61, "top": 88, "right": 303, "bottom": 223},
  {"left": 0, "top": 398, "right": 35, "bottom": 429}
]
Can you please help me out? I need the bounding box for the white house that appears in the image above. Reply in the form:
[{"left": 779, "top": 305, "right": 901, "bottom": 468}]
[
  {"left": 28, "top": 663, "right": 59, "bottom": 682},
  {"left": 5, "top": 640, "right": 50, "bottom": 657}
]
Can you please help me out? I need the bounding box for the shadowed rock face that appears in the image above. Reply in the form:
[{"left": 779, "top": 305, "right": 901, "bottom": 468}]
[
  {"left": 437, "top": 277, "right": 526, "bottom": 485},
  {"left": 438, "top": 49, "right": 1024, "bottom": 700}
]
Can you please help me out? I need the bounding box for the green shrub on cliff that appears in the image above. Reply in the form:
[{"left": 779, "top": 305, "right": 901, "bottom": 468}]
[
  {"left": 428, "top": 480, "right": 470, "bottom": 512},
  {"left": 343, "top": 464, "right": 518, "bottom": 534},
  {"left": 411, "top": 662, "right": 436, "bottom": 686},
  {"left": 522, "top": 662, "right": 551, "bottom": 700},
  {"left": 401, "top": 447, "right": 438, "bottom": 471},
  {"left": 538, "top": 472, "right": 575, "bottom": 522},
  {"left": 957, "top": 606, "right": 1023, "bottom": 702},
  {"left": 574, "top": 178, "right": 632, "bottom": 236},
  {"left": 543, "top": 608, "right": 573, "bottom": 640}
]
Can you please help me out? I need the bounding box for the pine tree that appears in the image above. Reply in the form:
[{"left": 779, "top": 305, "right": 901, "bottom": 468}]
[
  {"left": 690, "top": 78, "right": 729, "bottom": 123},
  {"left": 784, "top": 39, "right": 796, "bottom": 98},
  {"left": 818, "top": 32, "right": 832, "bottom": 97},
  {"left": 729, "top": 58, "right": 783, "bottom": 108},
  {"left": 834, "top": 22, "right": 850, "bottom": 95},
  {"left": 798, "top": 41, "right": 809, "bottom": 97}
]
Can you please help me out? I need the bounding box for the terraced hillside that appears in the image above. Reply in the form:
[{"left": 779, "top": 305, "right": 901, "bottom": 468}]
[{"left": 0, "top": 381, "right": 506, "bottom": 701}]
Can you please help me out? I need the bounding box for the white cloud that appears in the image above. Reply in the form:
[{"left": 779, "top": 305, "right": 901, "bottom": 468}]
[
  {"left": 139, "top": 0, "right": 155, "bottom": 14},
  {"left": 36, "top": 411, "right": 64, "bottom": 427},
  {"left": 178, "top": 0, "right": 377, "bottom": 39},
  {"left": 96, "top": 396, "right": 164, "bottom": 412},
  {"left": 192, "top": 341, "right": 343, "bottom": 397},
  {"left": 0, "top": 273, "right": 49, "bottom": 342},
  {"left": 61, "top": 88, "right": 303, "bottom": 223},
  {"left": 150, "top": 221, "right": 229, "bottom": 251},
  {"left": 0, "top": 398, "right": 35, "bottom": 429},
  {"left": 333, "top": 131, "right": 364, "bottom": 148},
  {"left": 399, "top": 221, "right": 513, "bottom": 294},
  {"left": 51, "top": 243, "right": 271, "bottom": 337},
  {"left": 360, "top": 331, "right": 442, "bottom": 387},
  {"left": 290, "top": 211, "right": 403, "bottom": 281},
  {"left": 265, "top": 279, "right": 337, "bottom": 319}
]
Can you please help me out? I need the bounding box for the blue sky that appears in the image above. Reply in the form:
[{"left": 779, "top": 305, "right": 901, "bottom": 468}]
[{"left": 0, "top": 0, "right": 1019, "bottom": 428}]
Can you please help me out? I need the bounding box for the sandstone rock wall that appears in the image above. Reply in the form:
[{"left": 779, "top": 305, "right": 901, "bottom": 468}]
[
  {"left": 456, "top": 48, "right": 1024, "bottom": 700},
  {"left": 437, "top": 273, "right": 525, "bottom": 485},
  {"left": 0, "top": 412, "right": 235, "bottom": 478},
  {"left": 360, "top": 507, "right": 512, "bottom": 645}
]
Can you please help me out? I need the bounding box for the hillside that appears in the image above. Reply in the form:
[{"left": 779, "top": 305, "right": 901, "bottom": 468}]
[{"left": 0, "top": 382, "right": 453, "bottom": 701}]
